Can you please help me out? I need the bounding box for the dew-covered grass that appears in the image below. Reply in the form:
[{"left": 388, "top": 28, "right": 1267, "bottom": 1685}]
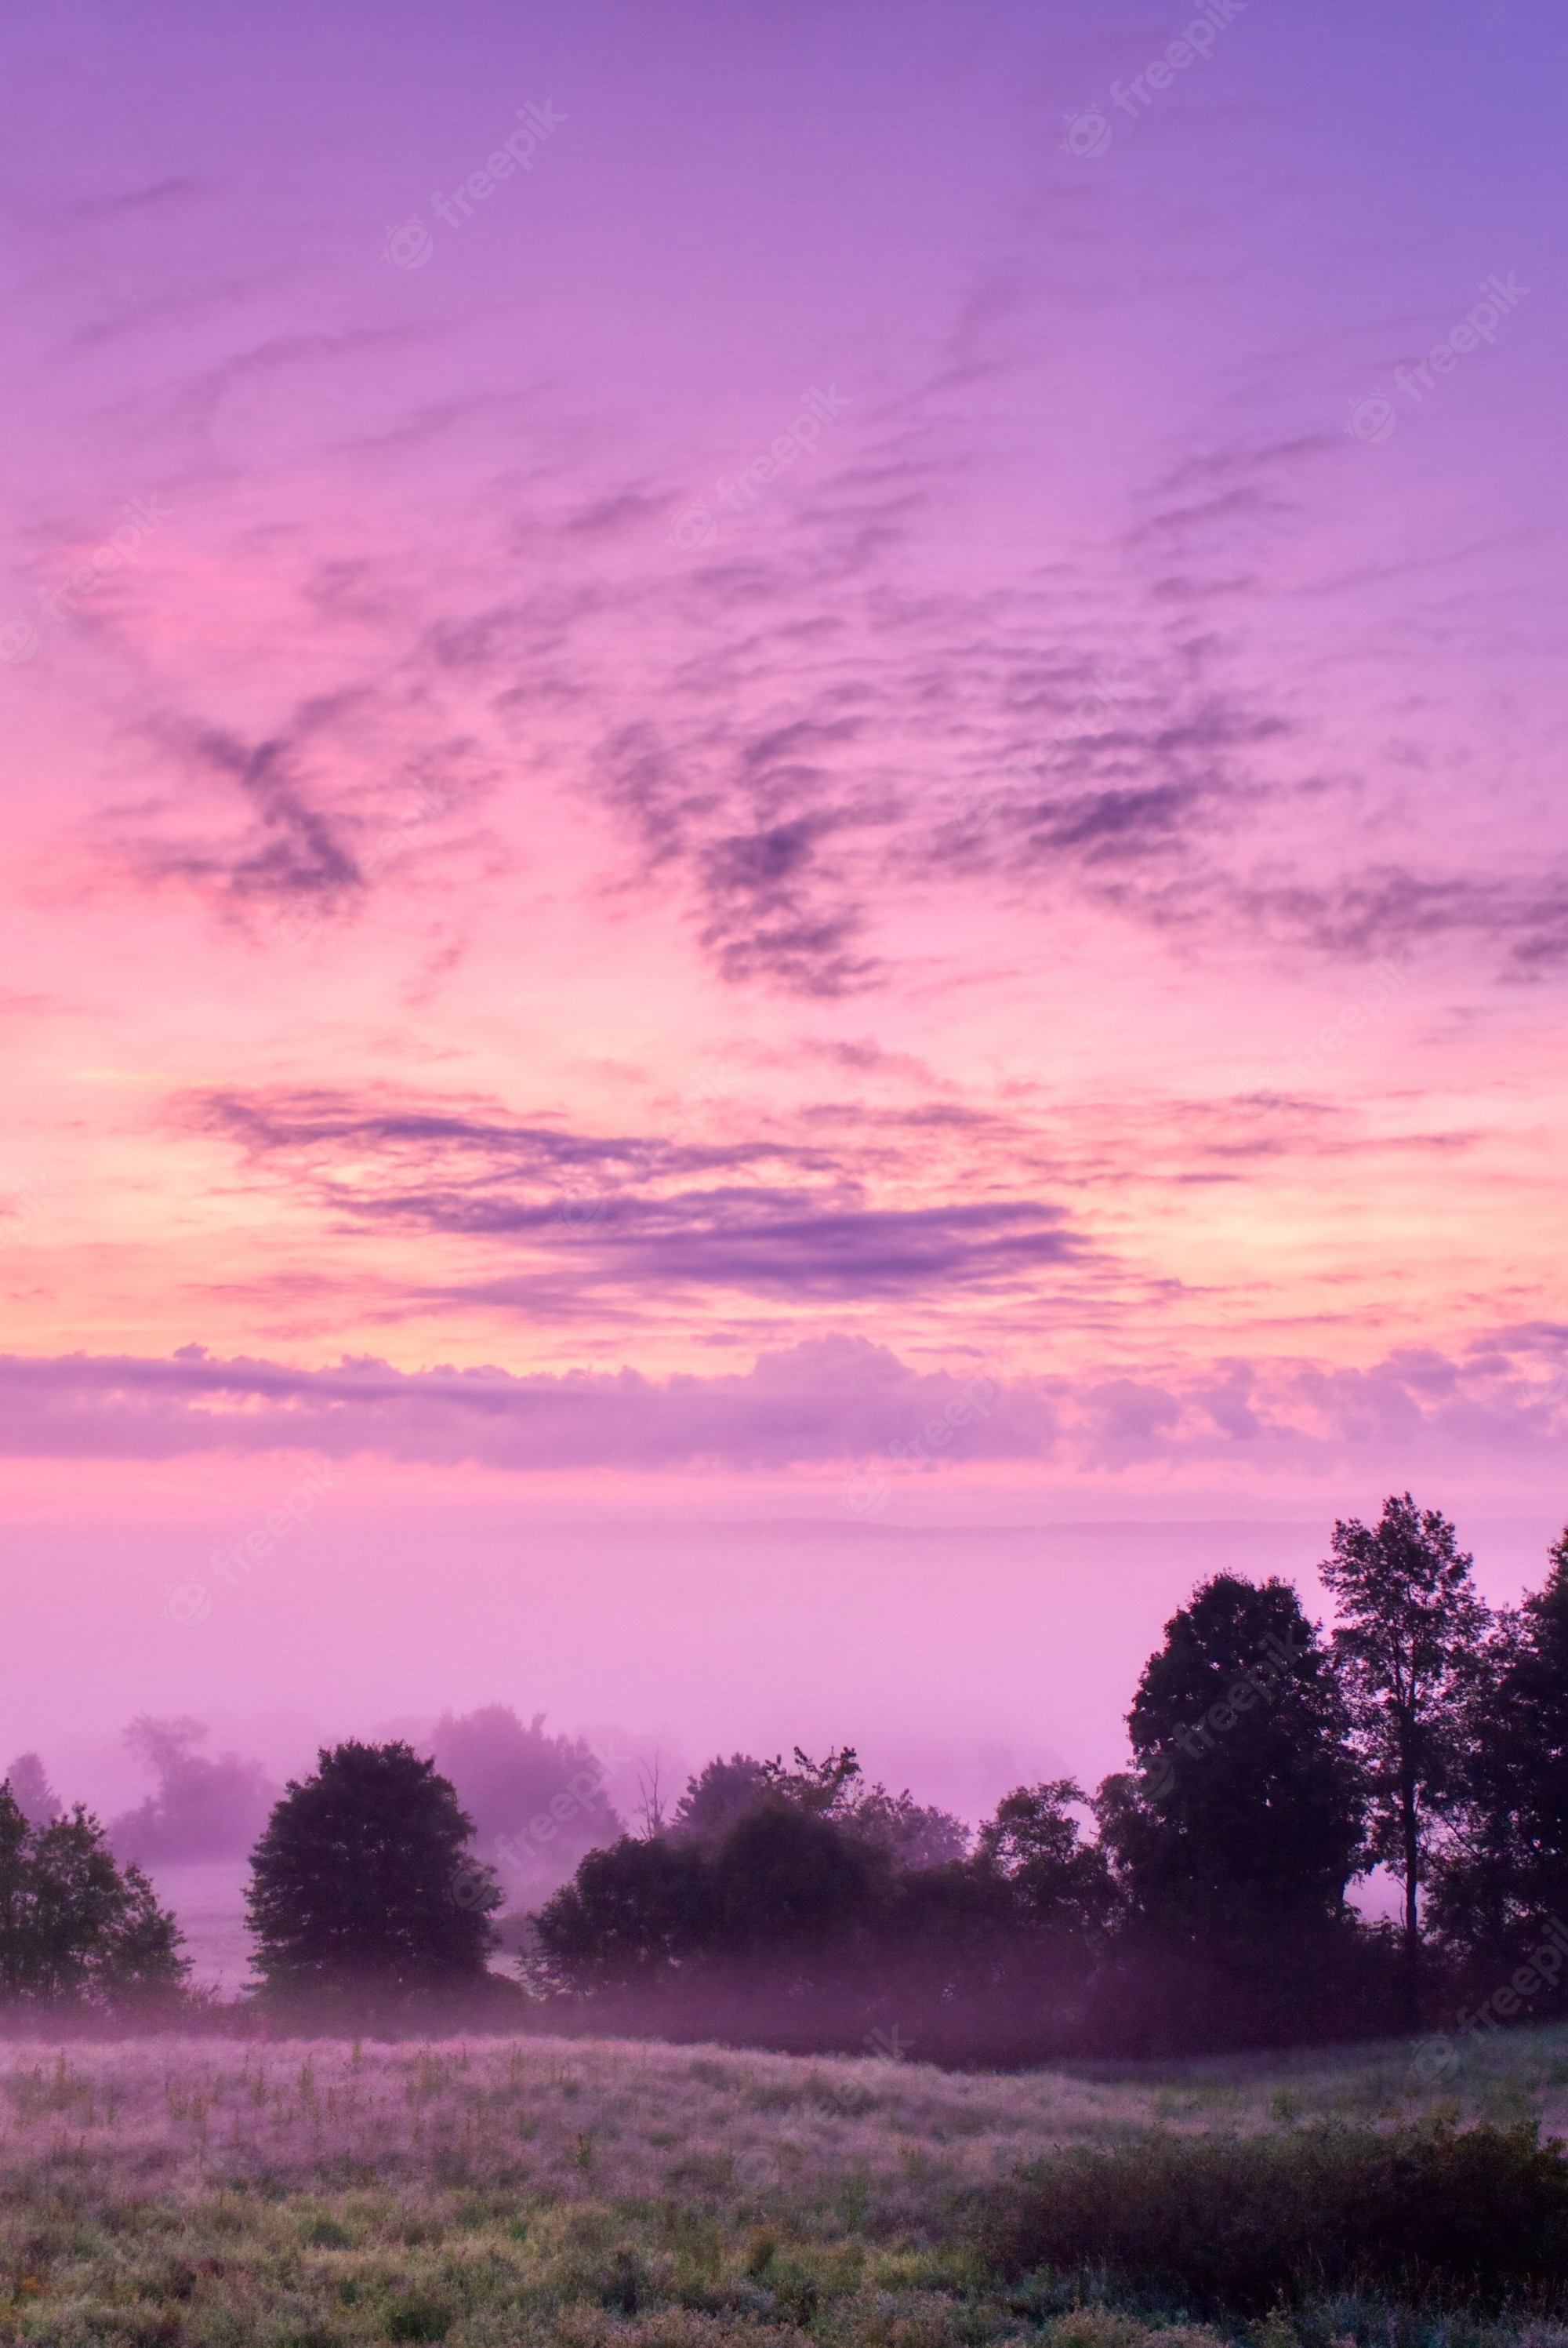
[{"left": 2, "top": 2026, "right": 1566, "bottom": 2348}]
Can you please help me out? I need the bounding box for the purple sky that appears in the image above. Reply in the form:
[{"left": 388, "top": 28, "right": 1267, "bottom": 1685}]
[{"left": 1, "top": 0, "right": 1564, "bottom": 1825}]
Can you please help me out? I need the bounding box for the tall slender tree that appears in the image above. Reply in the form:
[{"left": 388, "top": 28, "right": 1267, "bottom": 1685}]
[{"left": 1319, "top": 1492, "right": 1490, "bottom": 1990}]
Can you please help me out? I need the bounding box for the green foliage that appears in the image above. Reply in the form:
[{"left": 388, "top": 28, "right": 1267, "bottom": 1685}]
[
  {"left": 982, "top": 2121, "right": 1568, "bottom": 2314},
  {"left": 246, "top": 1741, "right": 502, "bottom": 2001},
  {"left": 0, "top": 1781, "right": 187, "bottom": 2006}
]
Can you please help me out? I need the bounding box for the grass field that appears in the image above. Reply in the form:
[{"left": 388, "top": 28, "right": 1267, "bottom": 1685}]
[{"left": 4, "top": 2023, "right": 1568, "bottom": 2348}]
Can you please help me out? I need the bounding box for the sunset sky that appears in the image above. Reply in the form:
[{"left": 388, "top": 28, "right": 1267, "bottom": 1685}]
[{"left": 2, "top": 0, "right": 1564, "bottom": 1818}]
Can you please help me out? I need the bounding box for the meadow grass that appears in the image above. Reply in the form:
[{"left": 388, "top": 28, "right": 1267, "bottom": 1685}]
[{"left": 3, "top": 2025, "right": 1568, "bottom": 2348}]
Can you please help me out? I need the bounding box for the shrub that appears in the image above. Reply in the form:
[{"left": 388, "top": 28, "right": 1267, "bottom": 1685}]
[{"left": 979, "top": 2122, "right": 1568, "bottom": 2313}]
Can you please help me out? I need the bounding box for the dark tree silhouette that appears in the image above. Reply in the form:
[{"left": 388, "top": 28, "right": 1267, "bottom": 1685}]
[
  {"left": 710, "top": 1800, "right": 884, "bottom": 1961},
  {"left": 246, "top": 1741, "right": 501, "bottom": 2001},
  {"left": 1429, "top": 1527, "right": 1568, "bottom": 1972},
  {"left": 975, "top": 1779, "right": 1113, "bottom": 1941},
  {"left": 0, "top": 1783, "right": 187, "bottom": 2005},
  {"left": 1090, "top": 1575, "right": 1368, "bottom": 2047},
  {"left": 533, "top": 1834, "right": 713, "bottom": 1991},
  {"left": 672, "top": 1745, "right": 967, "bottom": 1866},
  {"left": 670, "top": 1753, "right": 771, "bottom": 1844},
  {"left": 1321, "top": 1494, "right": 1490, "bottom": 1988}
]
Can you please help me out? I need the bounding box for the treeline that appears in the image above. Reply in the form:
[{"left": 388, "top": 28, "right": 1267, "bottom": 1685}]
[
  {"left": 5, "top": 1491, "right": 1568, "bottom": 2059},
  {"left": 529, "top": 1496, "right": 1568, "bottom": 2058}
]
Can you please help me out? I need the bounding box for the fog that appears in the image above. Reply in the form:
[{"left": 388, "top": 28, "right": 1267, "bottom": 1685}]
[{"left": 5, "top": 1501, "right": 1555, "bottom": 1986}]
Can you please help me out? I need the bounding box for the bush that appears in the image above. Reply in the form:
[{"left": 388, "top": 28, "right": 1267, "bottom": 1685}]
[{"left": 979, "top": 2122, "right": 1568, "bottom": 2314}]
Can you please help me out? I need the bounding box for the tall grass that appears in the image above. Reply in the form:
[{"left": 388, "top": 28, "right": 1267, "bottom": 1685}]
[{"left": 2, "top": 2027, "right": 1568, "bottom": 2346}]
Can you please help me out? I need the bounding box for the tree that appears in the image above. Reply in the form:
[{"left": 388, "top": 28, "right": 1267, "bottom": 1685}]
[
  {"left": 111, "top": 1717, "right": 275, "bottom": 1863},
  {"left": 532, "top": 1834, "right": 712, "bottom": 1993},
  {"left": 975, "top": 1779, "right": 1113, "bottom": 1941},
  {"left": 1090, "top": 1575, "right": 1368, "bottom": 2048},
  {"left": 1320, "top": 1494, "right": 1490, "bottom": 1983},
  {"left": 670, "top": 1753, "right": 769, "bottom": 1844},
  {"left": 3, "top": 1753, "right": 60, "bottom": 1830},
  {"left": 430, "top": 1706, "right": 622, "bottom": 1907},
  {"left": 246, "top": 1741, "right": 501, "bottom": 2001},
  {"left": 0, "top": 1784, "right": 187, "bottom": 2005},
  {"left": 1428, "top": 1527, "right": 1568, "bottom": 1970},
  {"left": 710, "top": 1801, "right": 884, "bottom": 1963},
  {"left": 1107, "top": 1574, "right": 1363, "bottom": 1939},
  {"left": 672, "top": 1746, "right": 968, "bottom": 1867}
]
